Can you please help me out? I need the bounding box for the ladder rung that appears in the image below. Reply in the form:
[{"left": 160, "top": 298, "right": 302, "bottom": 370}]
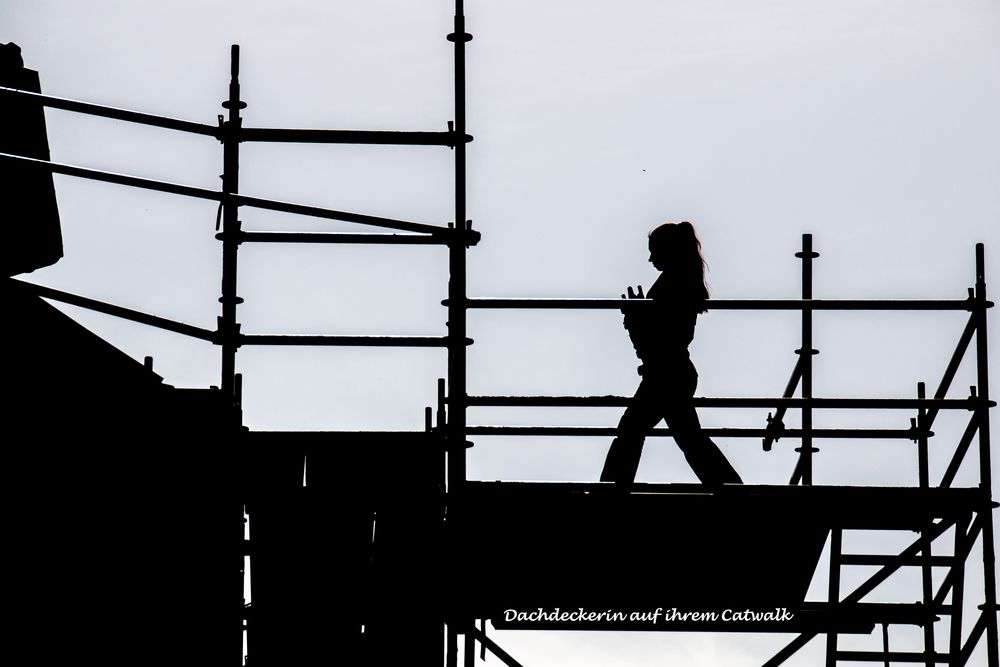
[
  {"left": 835, "top": 650, "right": 950, "bottom": 663},
  {"left": 841, "top": 554, "right": 955, "bottom": 567}
]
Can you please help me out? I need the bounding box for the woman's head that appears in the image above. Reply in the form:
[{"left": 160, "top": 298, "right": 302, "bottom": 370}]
[{"left": 648, "top": 221, "right": 709, "bottom": 304}]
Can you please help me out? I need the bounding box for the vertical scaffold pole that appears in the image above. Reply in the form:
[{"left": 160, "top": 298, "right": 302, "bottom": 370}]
[
  {"left": 825, "top": 527, "right": 842, "bottom": 667},
  {"left": 949, "top": 514, "right": 968, "bottom": 665},
  {"left": 220, "top": 44, "right": 245, "bottom": 402},
  {"left": 917, "top": 382, "right": 929, "bottom": 488},
  {"left": 218, "top": 45, "right": 246, "bottom": 667},
  {"left": 447, "top": 2, "right": 471, "bottom": 666},
  {"left": 796, "top": 234, "right": 818, "bottom": 485},
  {"left": 974, "top": 243, "right": 999, "bottom": 667},
  {"left": 219, "top": 46, "right": 246, "bottom": 667},
  {"left": 916, "top": 381, "right": 936, "bottom": 667}
]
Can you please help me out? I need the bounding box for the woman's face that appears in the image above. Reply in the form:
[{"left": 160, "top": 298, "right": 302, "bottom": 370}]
[{"left": 648, "top": 239, "right": 669, "bottom": 271}]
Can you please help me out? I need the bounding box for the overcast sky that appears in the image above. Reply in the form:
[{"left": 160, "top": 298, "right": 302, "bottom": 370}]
[{"left": 5, "top": 1, "right": 998, "bottom": 665}]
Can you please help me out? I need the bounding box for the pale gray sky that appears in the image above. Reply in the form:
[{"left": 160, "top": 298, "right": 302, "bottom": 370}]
[{"left": 5, "top": 0, "right": 998, "bottom": 664}]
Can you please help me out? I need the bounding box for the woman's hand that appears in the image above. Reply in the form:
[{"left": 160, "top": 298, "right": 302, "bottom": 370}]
[
  {"left": 623, "top": 285, "right": 645, "bottom": 299},
  {"left": 621, "top": 285, "right": 645, "bottom": 330}
]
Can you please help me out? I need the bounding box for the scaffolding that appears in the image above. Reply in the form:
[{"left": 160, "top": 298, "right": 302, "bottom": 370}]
[{"left": 2, "top": 1, "right": 997, "bottom": 665}]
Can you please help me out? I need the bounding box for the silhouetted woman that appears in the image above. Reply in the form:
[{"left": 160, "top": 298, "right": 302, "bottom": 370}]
[{"left": 600, "top": 221, "right": 743, "bottom": 486}]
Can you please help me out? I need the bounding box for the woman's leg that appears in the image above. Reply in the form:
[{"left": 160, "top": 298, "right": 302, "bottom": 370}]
[
  {"left": 600, "top": 377, "right": 662, "bottom": 484},
  {"left": 664, "top": 403, "right": 743, "bottom": 484},
  {"left": 663, "top": 365, "right": 743, "bottom": 485}
]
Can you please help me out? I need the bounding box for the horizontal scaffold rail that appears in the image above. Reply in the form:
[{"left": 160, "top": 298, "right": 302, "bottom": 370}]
[
  {"left": 465, "top": 426, "right": 929, "bottom": 438},
  {"left": 10, "top": 279, "right": 218, "bottom": 342},
  {"left": 0, "top": 152, "right": 480, "bottom": 243},
  {"left": 9, "top": 281, "right": 459, "bottom": 349},
  {"left": 463, "top": 480, "right": 986, "bottom": 503},
  {"left": 0, "top": 85, "right": 219, "bottom": 136},
  {"left": 239, "top": 127, "right": 470, "bottom": 146},
  {"left": 464, "top": 395, "right": 990, "bottom": 409},
  {"left": 230, "top": 231, "right": 448, "bottom": 245},
  {"left": 238, "top": 334, "right": 465, "bottom": 347},
  {"left": 452, "top": 297, "right": 987, "bottom": 311},
  {"left": 0, "top": 86, "right": 469, "bottom": 146}
]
